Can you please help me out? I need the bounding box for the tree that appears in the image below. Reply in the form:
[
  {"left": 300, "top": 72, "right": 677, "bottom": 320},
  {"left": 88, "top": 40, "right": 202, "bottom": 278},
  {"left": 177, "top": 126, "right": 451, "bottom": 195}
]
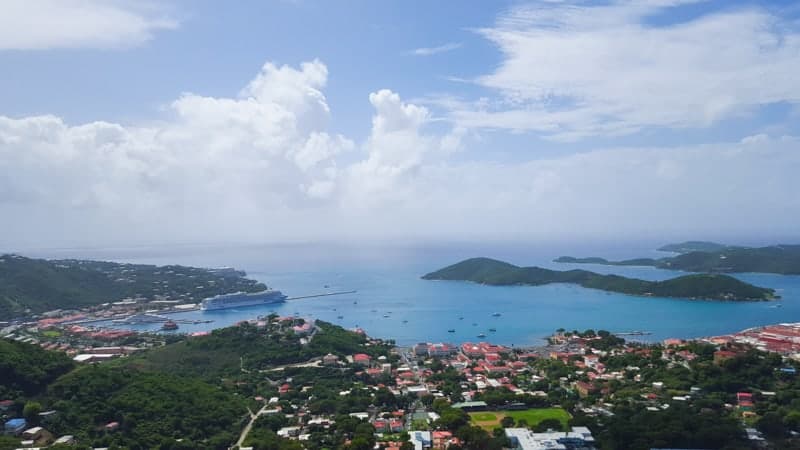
[
  {"left": 22, "top": 401, "right": 41, "bottom": 421},
  {"left": 534, "top": 418, "right": 563, "bottom": 432},
  {"left": 500, "top": 416, "right": 515, "bottom": 428}
]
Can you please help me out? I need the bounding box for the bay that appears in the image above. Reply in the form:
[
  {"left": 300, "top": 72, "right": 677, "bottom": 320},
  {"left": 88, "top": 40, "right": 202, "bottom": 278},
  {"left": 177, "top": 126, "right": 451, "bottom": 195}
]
[{"left": 26, "top": 242, "right": 800, "bottom": 346}]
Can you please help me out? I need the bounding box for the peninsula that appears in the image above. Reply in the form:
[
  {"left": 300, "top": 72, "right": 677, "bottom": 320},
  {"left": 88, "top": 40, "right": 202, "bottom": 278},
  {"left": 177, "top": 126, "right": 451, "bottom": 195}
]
[
  {"left": 0, "top": 254, "right": 267, "bottom": 320},
  {"left": 555, "top": 243, "right": 800, "bottom": 275},
  {"left": 422, "top": 257, "right": 776, "bottom": 301}
]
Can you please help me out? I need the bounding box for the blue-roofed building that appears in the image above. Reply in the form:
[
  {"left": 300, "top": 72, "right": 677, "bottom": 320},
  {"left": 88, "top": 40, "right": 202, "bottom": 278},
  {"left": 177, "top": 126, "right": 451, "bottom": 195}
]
[
  {"left": 4, "top": 418, "right": 26, "bottom": 435},
  {"left": 780, "top": 367, "right": 797, "bottom": 375},
  {"left": 411, "top": 431, "right": 432, "bottom": 450}
]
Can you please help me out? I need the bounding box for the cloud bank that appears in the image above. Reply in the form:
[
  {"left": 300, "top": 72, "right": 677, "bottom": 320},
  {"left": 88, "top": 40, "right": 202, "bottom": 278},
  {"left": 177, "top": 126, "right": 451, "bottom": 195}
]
[
  {"left": 0, "top": 0, "right": 177, "bottom": 50},
  {"left": 1, "top": 59, "right": 799, "bottom": 247}
]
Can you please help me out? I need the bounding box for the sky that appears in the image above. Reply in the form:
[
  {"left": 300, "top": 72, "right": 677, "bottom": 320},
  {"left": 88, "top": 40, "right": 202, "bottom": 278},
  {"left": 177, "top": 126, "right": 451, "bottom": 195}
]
[{"left": 1, "top": 0, "right": 800, "bottom": 249}]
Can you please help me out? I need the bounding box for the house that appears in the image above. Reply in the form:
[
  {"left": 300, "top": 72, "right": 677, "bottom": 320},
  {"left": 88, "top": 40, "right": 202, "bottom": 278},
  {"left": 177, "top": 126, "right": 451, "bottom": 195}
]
[
  {"left": 54, "top": 435, "right": 76, "bottom": 445},
  {"left": 575, "top": 381, "right": 598, "bottom": 398},
  {"left": 389, "top": 419, "right": 405, "bottom": 432},
  {"left": 322, "top": 354, "right": 339, "bottom": 366},
  {"left": 353, "top": 353, "right": 371, "bottom": 365},
  {"left": 105, "top": 422, "right": 119, "bottom": 432},
  {"left": 432, "top": 431, "right": 453, "bottom": 449},
  {"left": 3, "top": 418, "right": 26, "bottom": 435},
  {"left": 714, "top": 350, "right": 738, "bottom": 364},
  {"left": 0, "top": 400, "right": 13, "bottom": 411}
]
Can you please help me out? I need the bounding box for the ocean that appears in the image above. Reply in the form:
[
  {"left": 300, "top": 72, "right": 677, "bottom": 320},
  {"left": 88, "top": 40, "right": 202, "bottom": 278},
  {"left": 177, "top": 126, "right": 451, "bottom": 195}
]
[{"left": 24, "top": 241, "right": 800, "bottom": 346}]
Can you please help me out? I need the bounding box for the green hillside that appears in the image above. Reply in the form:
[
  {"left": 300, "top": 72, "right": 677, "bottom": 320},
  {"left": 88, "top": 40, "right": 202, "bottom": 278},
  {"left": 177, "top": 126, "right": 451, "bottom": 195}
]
[
  {"left": 423, "top": 258, "right": 775, "bottom": 301},
  {"left": 556, "top": 244, "right": 800, "bottom": 275},
  {"left": 0, "top": 254, "right": 266, "bottom": 320}
]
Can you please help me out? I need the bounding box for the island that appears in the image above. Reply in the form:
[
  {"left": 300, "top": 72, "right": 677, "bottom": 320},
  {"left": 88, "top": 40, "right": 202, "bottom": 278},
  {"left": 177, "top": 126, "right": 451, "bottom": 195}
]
[
  {"left": 0, "top": 254, "right": 267, "bottom": 320},
  {"left": 555, "top": 243, "right": 800, "bottom": 275},
  {"left": 422, "top": 257, "right": 776, "bottom": 301},
  {"left": 657, "top": 241, "right": 740, "bottom": 253}
]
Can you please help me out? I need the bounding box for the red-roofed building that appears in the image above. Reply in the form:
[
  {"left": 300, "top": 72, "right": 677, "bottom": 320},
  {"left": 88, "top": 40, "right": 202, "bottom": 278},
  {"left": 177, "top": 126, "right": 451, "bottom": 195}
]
[
  {"left": 714, "top": 350, "right": 738, "bottom": 364},
  {"left": 279, "top": 383, "right": 291, "bottom": 394},
  {"left": 353, "top": 353, "right": 371, "bottom": 365}
]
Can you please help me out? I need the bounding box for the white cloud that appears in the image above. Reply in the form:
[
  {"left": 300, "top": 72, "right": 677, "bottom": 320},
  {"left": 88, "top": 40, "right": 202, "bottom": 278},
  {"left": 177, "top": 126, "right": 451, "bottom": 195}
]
[
  {"left": 446, "top": 0, "right": 800, "bottom": 140},
  {"left": 1, "top": 60, "right": 799, "bottom": 247},
  {"left": 0, "top": 0, "right": 177, "bottom": 50},
  {"left": 410, "top": 42, "right": 462, "bottom": 56}
]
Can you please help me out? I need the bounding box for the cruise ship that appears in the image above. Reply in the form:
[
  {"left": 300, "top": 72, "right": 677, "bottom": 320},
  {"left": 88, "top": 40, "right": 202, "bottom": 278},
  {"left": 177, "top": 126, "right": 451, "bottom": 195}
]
[{"left": 200, "top": 289, "right": 288, "bottom": 311}]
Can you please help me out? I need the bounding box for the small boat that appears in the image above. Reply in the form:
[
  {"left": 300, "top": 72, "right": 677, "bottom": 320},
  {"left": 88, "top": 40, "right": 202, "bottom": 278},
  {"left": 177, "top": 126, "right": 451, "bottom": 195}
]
[
  {"left": 477, "top": 333, "right": 486, "bottom": 338},
  {"left": 448, "top": 329, "right": 455, "bottom": 333},
  {"left": 459, "top": 317, "right": 464, "bottom": 320},
  {"left": 337, "top": 315, "right": 344, "bottom": 319},
  {"left": 472, "top": 323, "right": 478, "bottom": 326},
  {"left": 161, "top": 320, "right": 178, "bottom": 331},
  {"left": 489, "top": 328, "right": 497, "bottom": 332},
  {"left": 383, "top": 314, "right": 390, "bottom": 318},
  {"left": 492, "top": 312, "right": 501, "bottom": 317},
  {"left": 353, "top": 301, "right": 357, "bottom": 304},
  {"left": 402, "top": 319, "right": 408, "bottom": 323},
  {"left": 371, "top": 309, "right": 377, "bottom": 312},
  {"left": 324, "top": 284, "right": 330, "bottom": 288}
]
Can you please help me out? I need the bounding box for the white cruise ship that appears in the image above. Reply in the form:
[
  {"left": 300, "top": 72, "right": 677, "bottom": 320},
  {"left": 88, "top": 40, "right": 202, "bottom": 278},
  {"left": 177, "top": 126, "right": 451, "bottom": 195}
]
[{"left": 200, "top": 289, "right": 287, "bottom": 311}]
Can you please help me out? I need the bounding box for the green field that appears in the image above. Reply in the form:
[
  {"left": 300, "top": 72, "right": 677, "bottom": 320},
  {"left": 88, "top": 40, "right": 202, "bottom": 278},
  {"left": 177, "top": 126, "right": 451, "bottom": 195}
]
[{"left": 469, "top": 408, "right": 570, "bottom": 431}]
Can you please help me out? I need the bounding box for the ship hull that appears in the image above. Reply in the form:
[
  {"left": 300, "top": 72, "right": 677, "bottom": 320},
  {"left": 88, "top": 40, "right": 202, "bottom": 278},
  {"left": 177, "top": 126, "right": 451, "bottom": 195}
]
[{"left": 201, "top": 291, "right": 287, "bottom": 311}]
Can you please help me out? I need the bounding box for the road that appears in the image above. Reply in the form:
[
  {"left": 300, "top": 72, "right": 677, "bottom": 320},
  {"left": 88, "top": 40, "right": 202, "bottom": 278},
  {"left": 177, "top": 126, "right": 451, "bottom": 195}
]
[{"left": 232, "top": 403, "right": 270, "bottom": 449}]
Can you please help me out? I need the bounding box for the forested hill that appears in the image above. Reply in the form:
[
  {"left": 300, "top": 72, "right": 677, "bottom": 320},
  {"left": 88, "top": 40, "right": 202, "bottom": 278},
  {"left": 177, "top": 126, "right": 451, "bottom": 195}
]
[
  {"left": 423, "top": 257, "right": 776, "bottom": 301},
  {"left": 0, "top": 254, "right": 266, "bottom": 320},
  {"left": 555, "top": 244, "right": 800, "bottom": 275},
  {"left": 657, "top": 241, "right": 737, "bottom": 253}
]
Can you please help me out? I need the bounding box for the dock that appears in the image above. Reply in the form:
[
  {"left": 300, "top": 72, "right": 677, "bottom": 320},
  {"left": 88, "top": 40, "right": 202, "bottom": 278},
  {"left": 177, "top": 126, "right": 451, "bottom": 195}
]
[{"left": 287, "top": 290, "right": 357, "bottom": 301}]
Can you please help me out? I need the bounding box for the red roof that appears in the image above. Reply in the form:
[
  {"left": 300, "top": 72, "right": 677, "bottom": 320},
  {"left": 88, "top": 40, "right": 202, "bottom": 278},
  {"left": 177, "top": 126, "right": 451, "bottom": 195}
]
[{"left": 353, "top": 353, "right": 371, "bottom": 362}]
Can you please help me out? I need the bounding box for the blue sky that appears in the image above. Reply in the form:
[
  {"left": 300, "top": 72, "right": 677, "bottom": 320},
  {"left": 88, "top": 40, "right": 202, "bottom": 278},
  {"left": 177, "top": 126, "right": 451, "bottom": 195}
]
[{"left": 1, "top": 0, "right": 799, "bottom": 247}]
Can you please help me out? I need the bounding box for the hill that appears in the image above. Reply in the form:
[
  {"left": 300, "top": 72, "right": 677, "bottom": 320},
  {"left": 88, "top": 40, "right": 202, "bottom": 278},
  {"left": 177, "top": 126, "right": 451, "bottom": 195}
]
[
  {"left": 657, "top": 241, "right": 737, "bottom": 253},
  {"left": 0, "top": 339, "right": 74, "bottom": 399},
  {"left": 0, "top": 254, "right": 266, "bottom": 320},
  {"left": 556, "top": 244, "right": 800, "bottom": 275},
  {"left": 127, "top": 319, "right": 391, "bottom": 379},
  {"left": 422, "top": 258, "right": 775, "bottom": 301}
]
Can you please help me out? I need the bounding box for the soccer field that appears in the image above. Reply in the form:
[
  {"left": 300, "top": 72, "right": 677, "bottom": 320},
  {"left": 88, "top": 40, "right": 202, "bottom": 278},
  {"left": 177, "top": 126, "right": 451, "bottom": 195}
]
[{"left": 469, "top": 408, "right": 570, "bottom": 431}]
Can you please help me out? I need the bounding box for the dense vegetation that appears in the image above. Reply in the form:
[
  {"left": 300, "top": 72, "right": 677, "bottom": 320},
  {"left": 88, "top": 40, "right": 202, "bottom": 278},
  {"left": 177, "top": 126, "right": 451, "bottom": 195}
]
[
  {"left": 0, "top": 339, "right": 74, "bottom": 399},
  {"left": 556, "top": 243, "right": 800, "bottom": 275},
  {"left": 127, "top": 320, "right": 390, "bottom": 379},
  {"left": 423, "top": 257, "right": 775, "bottom": 300},
  {"left": 44, "top": 365, "right": 246, "bottom": 449},
  {"left": 0, "top": 254, "right": 266, "bottom": 319}
]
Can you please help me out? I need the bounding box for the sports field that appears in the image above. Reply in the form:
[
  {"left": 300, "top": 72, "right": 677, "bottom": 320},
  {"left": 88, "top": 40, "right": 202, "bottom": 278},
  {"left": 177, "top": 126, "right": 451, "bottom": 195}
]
[{"left": 469, "top": 408, "right": 570, "bottom": 431}]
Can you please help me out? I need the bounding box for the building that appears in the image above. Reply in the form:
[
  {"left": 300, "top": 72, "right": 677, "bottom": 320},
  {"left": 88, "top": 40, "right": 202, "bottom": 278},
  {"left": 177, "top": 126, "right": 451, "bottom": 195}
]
[
  {"left": 322, "top": 353, "right": 339, "bottom": 365},
  {"left": 428, "top": 343, "right": 457, "bottom": 358},
  {"left": 3, "top": 418, "right": 26, "bottom": 435},
  {"left": 353, "top": 353, "right": 371, "bottom": 365},
  {"left": 411, "top": 431, "right": 432, "bottom": 450},
  {"left": 505, "top": 427, "right": 595, "bottom": 450}
]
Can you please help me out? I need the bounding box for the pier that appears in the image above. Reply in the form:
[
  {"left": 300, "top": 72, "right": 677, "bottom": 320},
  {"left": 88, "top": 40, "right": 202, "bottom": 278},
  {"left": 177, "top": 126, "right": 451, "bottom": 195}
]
[{"left": 286, "top": 290, "right": 357, "bottom": 301}]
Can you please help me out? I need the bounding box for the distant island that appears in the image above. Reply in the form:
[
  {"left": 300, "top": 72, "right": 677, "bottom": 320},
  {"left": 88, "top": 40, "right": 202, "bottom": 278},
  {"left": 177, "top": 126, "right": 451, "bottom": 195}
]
[
  {"left": 423, "top": 257, "right": 776, "bottom": 301},
  {"left": 0, "top": 254, "right": 266, "bottom": 320},
  {"left": 555, "top": 242, "right": 800, "bottom": 275},
  {"left": 657, "top": 241, "right": 740, "bottom": 253}
]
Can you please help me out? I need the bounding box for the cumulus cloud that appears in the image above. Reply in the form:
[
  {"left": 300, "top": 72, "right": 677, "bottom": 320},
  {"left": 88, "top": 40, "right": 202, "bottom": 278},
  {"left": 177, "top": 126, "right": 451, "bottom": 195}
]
[
  {"left": 446, "top": 0, "right": 800, "bottom": 140},
  {"left": 0, "top": 0, "right": 177, "bottom": 50},
  {"left": 410, "top": 42, "right": 462, "bottom": 56},
  {"left": 1, "top": 60, "right": 799, "bottom": 248}
]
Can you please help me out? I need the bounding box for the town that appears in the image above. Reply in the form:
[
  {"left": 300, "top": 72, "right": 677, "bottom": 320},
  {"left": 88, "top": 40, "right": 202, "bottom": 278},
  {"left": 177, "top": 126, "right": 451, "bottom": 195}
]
[{"left": 3, "top": 311, "right": 800, "bottom": 450}]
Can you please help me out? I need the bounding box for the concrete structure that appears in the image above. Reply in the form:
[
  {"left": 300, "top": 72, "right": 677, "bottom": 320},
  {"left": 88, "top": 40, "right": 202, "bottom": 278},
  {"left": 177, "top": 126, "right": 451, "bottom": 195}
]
[
  {"left": 411, "top": 431, "right": 432, "bottom": 450},
  {"left": 505, "top": 427, "right": 595, "bottom": 450}
]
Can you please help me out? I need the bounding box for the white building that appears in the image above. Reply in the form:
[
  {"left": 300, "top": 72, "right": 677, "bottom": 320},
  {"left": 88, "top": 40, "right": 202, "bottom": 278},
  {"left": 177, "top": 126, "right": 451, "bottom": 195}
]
[{"left": 505, "top": 427, "right": 595, "bottom": 450}]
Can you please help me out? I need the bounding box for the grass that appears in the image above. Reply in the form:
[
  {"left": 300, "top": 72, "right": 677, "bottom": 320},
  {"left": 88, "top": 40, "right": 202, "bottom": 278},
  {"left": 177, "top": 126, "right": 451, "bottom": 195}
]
[
  {"left": 41, "top": 330, "right": 61, "bottom": 338},
  {"left": 471, "top": 412, "right": 498, "bottom": 422},
  {"left": 469, "top": 408, "right": 570, "bottom": 431}
]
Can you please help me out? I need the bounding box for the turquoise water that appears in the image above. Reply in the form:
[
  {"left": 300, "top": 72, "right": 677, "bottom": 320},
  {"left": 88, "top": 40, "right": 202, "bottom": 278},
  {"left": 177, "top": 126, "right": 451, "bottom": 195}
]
[{"left": 31, "top": 242, "right": 800, "bottom": 346}]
